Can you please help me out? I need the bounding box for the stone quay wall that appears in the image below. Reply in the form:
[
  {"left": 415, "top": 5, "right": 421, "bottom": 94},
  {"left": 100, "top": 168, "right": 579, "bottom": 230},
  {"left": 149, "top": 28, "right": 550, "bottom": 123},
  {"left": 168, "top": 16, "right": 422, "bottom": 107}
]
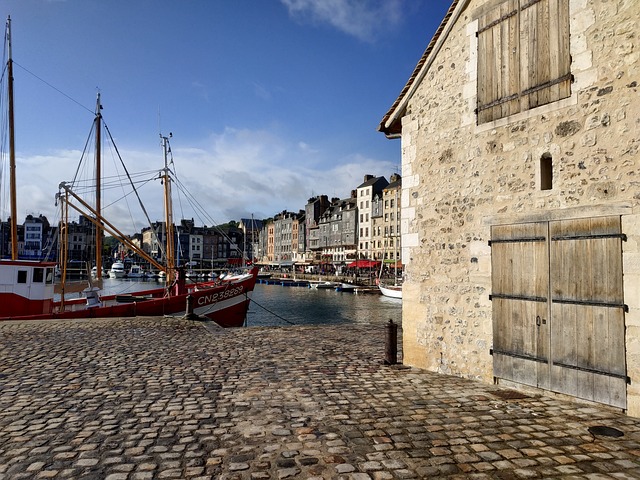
[{"left": 398, "top": 0, "right": 639, "bottom": 411}]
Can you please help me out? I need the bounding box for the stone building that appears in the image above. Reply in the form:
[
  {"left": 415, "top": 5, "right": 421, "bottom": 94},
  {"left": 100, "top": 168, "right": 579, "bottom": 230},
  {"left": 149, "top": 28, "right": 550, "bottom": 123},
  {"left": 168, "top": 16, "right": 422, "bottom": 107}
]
[{"left": 379, "top": 0, "right": 639, "bottom": 414}]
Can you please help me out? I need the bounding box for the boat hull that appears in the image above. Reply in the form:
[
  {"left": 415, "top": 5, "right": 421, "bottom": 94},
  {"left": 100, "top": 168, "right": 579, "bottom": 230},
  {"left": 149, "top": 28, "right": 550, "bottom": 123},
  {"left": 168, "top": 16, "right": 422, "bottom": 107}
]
[
  {"left": 379, "top": 283, "right": 402, "bottom": 299},
  {"left": 0, "top": 268, "right": 259, "bottom": 328}
]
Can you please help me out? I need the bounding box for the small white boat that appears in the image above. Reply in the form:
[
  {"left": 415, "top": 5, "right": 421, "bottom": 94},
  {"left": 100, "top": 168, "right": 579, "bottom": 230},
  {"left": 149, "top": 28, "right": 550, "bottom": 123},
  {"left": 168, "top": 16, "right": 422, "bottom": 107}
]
[
  {"left": 336, "top": 282, "right": 357, "bottom": 292},
  {"left": 257, "top": 269, "right": 271, "bottom": 279},
  {"left": 128, "top": 264, "right": 144, "bottom": 278},
  {"left": 109, "top": 261, "right": 126, "bottom": 278},
  {"left": 379, "top": 282, "right": 402, "bottom": 299},
  {"left": 91, "top": 266, "right": 106, "bottom": 278},
  {"left": 309, "top": 280, "right": 338, "bottom": 289}
]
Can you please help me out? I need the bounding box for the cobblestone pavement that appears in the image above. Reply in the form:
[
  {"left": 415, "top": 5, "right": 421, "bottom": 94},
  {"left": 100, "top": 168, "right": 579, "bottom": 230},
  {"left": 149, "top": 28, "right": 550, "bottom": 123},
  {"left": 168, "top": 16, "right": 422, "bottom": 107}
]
[{"left": 2, "top": 317, "right": 640, "bottom": 479}]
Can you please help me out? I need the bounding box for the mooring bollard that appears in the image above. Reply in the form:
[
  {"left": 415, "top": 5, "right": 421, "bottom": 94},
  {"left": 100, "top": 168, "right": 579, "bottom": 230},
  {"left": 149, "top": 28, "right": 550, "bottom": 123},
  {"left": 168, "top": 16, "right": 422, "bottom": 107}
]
[
  {"left": 385, "top": 319, "right": 397, "bottom": 365},
  {"left": 184, "top": 294, "right": 198, "bottom": 320}
]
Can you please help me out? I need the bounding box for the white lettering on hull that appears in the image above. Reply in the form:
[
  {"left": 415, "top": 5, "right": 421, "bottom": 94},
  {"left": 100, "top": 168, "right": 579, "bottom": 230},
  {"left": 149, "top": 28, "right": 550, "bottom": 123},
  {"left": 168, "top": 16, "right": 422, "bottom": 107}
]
[{"left": 196, "top": 285, "right": 245, "bottom": 307}]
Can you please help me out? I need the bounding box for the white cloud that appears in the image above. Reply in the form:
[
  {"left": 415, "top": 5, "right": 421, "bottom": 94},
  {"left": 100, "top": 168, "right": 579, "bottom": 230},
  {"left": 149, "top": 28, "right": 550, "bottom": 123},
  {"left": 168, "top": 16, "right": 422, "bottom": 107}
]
[
  {"left": 280, "top": 0, "right": 403, "bottom": 42},
  {"left": 8, "top": 126, "right": 397, "bottom": 235}
]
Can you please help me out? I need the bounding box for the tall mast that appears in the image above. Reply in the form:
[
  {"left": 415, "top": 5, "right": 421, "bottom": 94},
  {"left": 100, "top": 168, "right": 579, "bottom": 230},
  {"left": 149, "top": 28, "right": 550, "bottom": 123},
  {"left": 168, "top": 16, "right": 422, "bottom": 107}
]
[
  {"left": 94, "top": 94, "right": 102, "bottom": 276},
  {"left": 6, "top": 16, "right": 18, "bottom": 260},
  {"left": 161, "top": 134, "right": 175, "bottom": 285}
]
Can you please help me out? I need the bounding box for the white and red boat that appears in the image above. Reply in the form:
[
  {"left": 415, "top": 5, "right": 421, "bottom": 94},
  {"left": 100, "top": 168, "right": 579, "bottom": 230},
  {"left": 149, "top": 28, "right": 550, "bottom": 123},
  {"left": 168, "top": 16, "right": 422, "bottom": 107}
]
[
  {"left": 0, "top": 259, "right": 258, "bottom": 327},
  {"left": 0, "top": 17, "right": 258, "bottom": 327}
]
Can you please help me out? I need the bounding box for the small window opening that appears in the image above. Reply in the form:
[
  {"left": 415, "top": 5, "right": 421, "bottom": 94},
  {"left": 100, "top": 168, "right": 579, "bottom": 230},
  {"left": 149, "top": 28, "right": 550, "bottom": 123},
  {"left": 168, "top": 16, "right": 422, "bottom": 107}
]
[
  {"left": 540, "top": 154, "right": 553, "bottom": 190},
  {"left": 33, "top": 268, "right": 44, "bottom": 283},
  {"left": 17, "top": 270, "right": 28, "bottom": 284}
]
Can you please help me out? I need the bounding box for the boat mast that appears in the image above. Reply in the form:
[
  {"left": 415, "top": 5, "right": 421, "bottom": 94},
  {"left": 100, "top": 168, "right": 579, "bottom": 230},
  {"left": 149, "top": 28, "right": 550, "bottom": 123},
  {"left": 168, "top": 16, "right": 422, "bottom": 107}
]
[
  {"left": 6, "top": 16, "right": 18, "bottom": 260},
  {"left": 94, "top": 94, "right": 102, "bottom": 276},
  {"left": 161, "top": 134, "right": 175, "bottom": 285}
]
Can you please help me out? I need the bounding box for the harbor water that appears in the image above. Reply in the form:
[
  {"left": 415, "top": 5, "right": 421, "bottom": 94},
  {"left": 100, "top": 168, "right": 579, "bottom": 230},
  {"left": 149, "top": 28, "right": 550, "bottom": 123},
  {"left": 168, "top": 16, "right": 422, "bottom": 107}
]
[
  {"left": 60, "top": 278, "right": 402, "bottom": 327},
  {"left": 246, "top": 282, "right": 402, "bottom": 327}
]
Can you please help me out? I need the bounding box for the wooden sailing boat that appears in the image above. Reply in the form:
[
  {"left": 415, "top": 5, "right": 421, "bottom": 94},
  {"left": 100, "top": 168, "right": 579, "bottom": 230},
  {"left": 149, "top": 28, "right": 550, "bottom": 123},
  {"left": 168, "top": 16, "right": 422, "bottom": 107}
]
[{"left": 0, "top": 17, "right": 258, "bottom": 326}]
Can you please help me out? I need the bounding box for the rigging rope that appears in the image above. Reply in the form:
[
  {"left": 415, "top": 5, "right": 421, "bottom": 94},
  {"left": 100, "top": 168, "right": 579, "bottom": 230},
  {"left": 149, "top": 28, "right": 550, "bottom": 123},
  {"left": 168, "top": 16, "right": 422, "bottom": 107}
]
[
  {"left": 12, "top": 61, "right": 94, "bottom": 115},
  {"left": 247, "top": 297, "right": 298, "bottom": 326},
  {"left": 104, "top": 122, "right": 157, "bottom": 231}
]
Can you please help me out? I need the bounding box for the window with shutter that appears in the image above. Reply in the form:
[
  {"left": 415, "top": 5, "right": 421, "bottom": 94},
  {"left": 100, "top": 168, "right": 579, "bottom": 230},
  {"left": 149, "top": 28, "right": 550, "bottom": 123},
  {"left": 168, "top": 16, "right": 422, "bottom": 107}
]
[{"left": 477, "top": 0, "right": 571, "bottom": 124}]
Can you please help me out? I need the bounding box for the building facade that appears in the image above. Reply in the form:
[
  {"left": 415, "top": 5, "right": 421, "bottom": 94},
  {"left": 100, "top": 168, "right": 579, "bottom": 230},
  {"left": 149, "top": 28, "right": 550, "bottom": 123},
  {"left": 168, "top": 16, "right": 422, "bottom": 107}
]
[
  {"left": 356, "top": 175, "right": 389, "bottom": 260},
  {"left": 379, "top": 0, "right": 639, "bottom": 413}
]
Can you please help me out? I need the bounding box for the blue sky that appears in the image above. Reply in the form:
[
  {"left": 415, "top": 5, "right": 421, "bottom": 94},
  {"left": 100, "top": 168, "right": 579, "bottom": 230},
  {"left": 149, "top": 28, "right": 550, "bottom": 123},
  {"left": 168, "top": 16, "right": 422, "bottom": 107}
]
[{"left": 1, "top": 0, "right": 451, "bottom": 233}]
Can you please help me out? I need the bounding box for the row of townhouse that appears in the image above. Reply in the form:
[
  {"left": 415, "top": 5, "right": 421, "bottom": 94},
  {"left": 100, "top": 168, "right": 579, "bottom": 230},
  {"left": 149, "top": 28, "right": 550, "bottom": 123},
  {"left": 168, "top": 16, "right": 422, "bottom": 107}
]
[
  {"left": 0, "top": 215, "right": 251, "bottom": 270},
  {"left": 1, "top": 173, "right": 402, "bottom": 273},
  {"left": 123, "top": 218, "right": 250, "bottom": 268},
  {"left": 1, "top": 214, "right": 59, "bottom": 261},
  {"left": 257, "top": 173, "right": 402, "bottom": 271}
]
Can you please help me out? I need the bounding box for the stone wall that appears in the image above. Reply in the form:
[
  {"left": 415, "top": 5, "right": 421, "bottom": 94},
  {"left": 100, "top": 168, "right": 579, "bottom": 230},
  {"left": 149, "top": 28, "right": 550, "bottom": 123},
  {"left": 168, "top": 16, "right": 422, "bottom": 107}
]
[{"left": 399, "top": 0, "right": 639, "bottom": 411}]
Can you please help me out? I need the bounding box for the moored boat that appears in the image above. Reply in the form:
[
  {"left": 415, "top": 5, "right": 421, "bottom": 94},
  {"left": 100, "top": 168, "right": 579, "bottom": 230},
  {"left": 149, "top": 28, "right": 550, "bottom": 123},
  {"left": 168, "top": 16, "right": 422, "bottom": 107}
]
[
  {"left": 0, "top": 19, "right": 258, "bottom": 327},
  {"left": 0, "top": 261, "right": 258, "bottom": 327},
  {"left": 309, "top": 280, "right": 339, "bottom": 289},
  {"left": 108, "top": 261, "right": 126, "bottom": 278},
  {"left": 336, "top": 282, "right": 357, "bottom": 292},
  {"left": 91, "top": 266, "right": 106, "bottom": 278},
  {"left": 378, "top": 281, "right": 402, "bottom": 299},
  {"left": 128, "top": 264, "right": 144, "bottom": 278}
]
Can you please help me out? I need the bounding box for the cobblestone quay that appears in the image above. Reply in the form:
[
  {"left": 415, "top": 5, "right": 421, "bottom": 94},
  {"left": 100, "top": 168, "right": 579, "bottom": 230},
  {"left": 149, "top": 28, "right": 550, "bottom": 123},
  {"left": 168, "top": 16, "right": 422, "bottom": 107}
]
[{"left": 2, "top": 317, "right": 640, "bottom": 479}]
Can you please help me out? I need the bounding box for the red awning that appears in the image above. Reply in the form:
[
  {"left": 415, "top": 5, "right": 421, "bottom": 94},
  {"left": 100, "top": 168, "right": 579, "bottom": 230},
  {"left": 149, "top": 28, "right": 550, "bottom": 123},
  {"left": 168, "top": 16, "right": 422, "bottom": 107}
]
[{"left": 347, "top": 260, "right": 381, "bottom": 269}]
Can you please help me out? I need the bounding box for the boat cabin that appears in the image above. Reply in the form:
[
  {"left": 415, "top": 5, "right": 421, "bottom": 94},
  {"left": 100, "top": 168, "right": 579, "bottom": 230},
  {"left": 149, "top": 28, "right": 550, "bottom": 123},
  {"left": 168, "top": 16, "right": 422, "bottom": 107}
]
[{"left": 0, "top": 260, "right": 56, "bottom": 316}]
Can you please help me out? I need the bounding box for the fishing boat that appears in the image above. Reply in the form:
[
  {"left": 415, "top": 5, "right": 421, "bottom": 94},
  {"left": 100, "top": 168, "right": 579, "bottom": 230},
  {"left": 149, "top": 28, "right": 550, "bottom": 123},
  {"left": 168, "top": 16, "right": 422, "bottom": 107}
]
[{"left": 0, "top": 18, "right": 258, "bottom": 327}]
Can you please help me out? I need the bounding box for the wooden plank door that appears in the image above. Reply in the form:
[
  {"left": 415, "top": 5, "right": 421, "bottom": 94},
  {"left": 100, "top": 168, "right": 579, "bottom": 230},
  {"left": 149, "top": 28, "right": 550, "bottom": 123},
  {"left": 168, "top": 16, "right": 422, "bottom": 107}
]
[
  {"left": 491, "top": 222, "right": 550, "bottom": 390},
  {"left": 549, "top": 216, "right": 627, "bottom": 408},
  {"left": 491, "top": 217, "right": 627, "bottom": 409}
]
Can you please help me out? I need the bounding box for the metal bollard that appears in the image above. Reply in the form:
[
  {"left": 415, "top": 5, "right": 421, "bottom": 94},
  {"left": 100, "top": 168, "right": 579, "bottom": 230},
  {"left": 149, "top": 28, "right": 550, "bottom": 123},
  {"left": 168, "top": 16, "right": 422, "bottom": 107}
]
[
  {"left": 184, "top": 294, "right": 199, "bottom": 320},
  {"left": 385, "top": 319, "right": 398, "bottom": 365}
]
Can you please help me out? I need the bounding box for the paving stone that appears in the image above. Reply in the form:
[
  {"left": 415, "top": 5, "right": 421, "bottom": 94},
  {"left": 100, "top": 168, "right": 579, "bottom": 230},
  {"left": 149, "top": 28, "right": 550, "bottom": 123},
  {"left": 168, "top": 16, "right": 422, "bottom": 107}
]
[{"left": 1, "top": 318, "right": 640, "bottom": 479}]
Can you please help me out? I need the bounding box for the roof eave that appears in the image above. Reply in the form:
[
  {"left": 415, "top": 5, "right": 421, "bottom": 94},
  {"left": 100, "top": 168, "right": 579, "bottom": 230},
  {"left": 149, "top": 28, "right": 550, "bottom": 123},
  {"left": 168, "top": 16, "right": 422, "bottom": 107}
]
[{"left": 378, "top": 0, "right": 468, "bottom": 138}]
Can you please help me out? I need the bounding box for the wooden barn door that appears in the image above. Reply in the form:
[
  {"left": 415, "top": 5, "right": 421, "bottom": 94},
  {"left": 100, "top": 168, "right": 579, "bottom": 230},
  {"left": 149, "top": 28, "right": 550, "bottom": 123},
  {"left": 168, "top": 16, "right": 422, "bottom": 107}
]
[
  {"left": 491, "top": 222, "right": 551, "bottom": 390},
  {"left": 491, "top": 216, "right": 627, "bottom": 408},
  {"left": 548, "top": 217, "right": 627, "bottom": 408}
]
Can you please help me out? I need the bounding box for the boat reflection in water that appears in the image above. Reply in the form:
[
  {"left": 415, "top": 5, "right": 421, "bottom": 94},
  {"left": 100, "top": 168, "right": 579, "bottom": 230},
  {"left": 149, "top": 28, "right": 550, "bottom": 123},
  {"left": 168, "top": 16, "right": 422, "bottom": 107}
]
[{"left": 246, "top": 283, "right": 402, "bottom": 327}]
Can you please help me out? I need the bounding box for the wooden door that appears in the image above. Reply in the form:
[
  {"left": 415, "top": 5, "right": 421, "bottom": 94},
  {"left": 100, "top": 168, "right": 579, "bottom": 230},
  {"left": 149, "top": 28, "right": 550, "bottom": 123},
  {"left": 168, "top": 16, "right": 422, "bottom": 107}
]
[
  {"left": 549, "top": 217, "right": 627, "bottom": 408},
  {"left": 491, "top": 222, "right": 550, "bottom": 390},
  {"left": 491, "top": 216, "right": 627, "bottom": 408}
]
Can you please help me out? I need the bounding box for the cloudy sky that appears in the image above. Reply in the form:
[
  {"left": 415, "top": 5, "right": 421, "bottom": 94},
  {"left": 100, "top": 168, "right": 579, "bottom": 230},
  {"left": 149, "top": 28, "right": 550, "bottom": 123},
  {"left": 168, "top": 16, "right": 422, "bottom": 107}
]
[{"left": 1, "top": 0, "right": 451, "bottom": 233}]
